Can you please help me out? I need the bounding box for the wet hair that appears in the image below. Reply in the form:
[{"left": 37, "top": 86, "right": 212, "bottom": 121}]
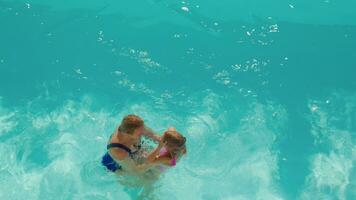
[
  {"left": 118, "top": 114, "right": 144, "bottom": 135},
  {"left": 163, "top": 130, "right": 186, "bottom": 150}
]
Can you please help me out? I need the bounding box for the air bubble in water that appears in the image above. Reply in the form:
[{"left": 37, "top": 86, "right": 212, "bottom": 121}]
[{"left": 181, "top": 6, "right": 189, "bottom": 12}]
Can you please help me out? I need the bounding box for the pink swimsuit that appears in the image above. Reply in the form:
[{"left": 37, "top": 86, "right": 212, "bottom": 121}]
[{"left": 159, "top": 147, "right": 177, "bottom": 166}]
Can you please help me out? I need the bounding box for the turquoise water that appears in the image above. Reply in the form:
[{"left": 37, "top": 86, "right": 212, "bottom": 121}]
[{"left": 1, "top": 0, "right": 356, "bottom": 199}]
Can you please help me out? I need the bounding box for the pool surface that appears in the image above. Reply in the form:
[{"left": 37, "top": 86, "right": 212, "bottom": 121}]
[{"left": 0, "top": 0, "right": 356, "bottom": 199}]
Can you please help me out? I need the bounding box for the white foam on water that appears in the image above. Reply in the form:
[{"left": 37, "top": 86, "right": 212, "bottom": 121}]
[
  {"left": 37, "top": 98, "right": 143, "bottom": 199},
  {"left": 116, "top": 48, "right": 169, "bottom": 74},
  {"left": 181, "top": 6, "right": 190, "bottom": 12},
  {"left": 299, "top": 92, "right": 356, "bottom": 200},
  {"left": 0, "top": 97, "right": 133, "bottom": 199},
  {"left": 0, "top": 103, "right": 18, "bottom": 136},
  {"left": 156, "top": 93, "right": 286, "bottom": 199},
  {"left": 32, "top": 115, "right": 52, "bottom": 129},
  {"left": 212, "top": 103, "right": 283, "bottom": 200},
  {"left": 0, "top": 93, "right": 289, "bottom": 199},
  {"left": 0, "top": 143, "right": 43, "bottom": 200},
  {"left": 0, "top": 94, "right": 194, "bottom": 199}
]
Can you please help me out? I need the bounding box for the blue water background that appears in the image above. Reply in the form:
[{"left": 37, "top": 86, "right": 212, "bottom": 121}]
[{"left": 0, "top": 0, "right": 356, "bottom": 199}]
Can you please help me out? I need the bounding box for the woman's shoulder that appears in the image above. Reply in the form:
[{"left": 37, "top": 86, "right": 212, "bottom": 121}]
[
  {"left": 109, "top": 148, "right": 129, "bottom": 160},
  {"left": 107, "top": 132, "right": 131, "bottom": 160},
  {"left": 109, "top": 130, "right": 119, "bottom": 142}
]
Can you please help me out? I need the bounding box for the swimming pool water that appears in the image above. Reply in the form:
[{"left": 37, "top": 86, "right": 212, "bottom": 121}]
[{"left": 0, "top": 0, "right": 356, "bottom": 199}]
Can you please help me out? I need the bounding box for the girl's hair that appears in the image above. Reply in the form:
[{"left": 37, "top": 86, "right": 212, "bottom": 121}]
[
  {"left": 163, "top": 130, "right": 186, "bottom": 152},
  {"left": 118, "top": 114, "right": 144, "bottom": 134}
]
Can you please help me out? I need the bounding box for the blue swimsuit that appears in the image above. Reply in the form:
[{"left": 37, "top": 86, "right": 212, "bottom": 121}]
[{"left": 101, "top": 143, "right": 133, "bottom": 172}]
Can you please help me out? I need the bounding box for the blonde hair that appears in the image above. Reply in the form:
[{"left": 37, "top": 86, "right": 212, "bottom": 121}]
[
  {"left": 163, "top": 130, "right": 186, "bottom": 149},
  {"left": 118, "top": 114, "right": 144, "bottom": 134}
]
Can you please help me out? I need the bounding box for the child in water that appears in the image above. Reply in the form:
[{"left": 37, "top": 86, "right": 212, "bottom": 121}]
[
  {"left": 121, "top": 128, "right": 186, "bottom": 199},
  {"left": 146, "top": 127, "right": 187, "bottom": 171}
]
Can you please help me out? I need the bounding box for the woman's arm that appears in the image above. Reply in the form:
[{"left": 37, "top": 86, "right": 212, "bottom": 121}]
[
  {"left": 146, "top": 140, "right": 165, "bottom": 162},
  {"left": 109, "top": 149, "right": 155, "bottom": 174},
  {"left": 149, "top": 156, "right": 175, "bottom": 166},
  {"left": 143, "top": 126, "right": 161, "bottom": 142}
]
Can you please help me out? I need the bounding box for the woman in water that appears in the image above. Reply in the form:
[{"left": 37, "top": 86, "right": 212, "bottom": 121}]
[
  {"left": 102, "top": 115, "right": 186, "bottom": 174},
  {"left": 101, "top": 116, "right": 186, "bottom": 199},
  {"left": 101, "top": 114, "right": 161, "bottom": 174}
]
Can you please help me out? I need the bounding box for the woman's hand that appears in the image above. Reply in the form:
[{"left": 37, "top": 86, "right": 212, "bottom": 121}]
[
  {"left": 143, "top": 126, "right": 161, "bottom": 142},
  {"left": 147, "top": 139, "right": 166, "bottom": 162},
  {"left": 157, "top": 138, "right": 167, "bottom": 149}
]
